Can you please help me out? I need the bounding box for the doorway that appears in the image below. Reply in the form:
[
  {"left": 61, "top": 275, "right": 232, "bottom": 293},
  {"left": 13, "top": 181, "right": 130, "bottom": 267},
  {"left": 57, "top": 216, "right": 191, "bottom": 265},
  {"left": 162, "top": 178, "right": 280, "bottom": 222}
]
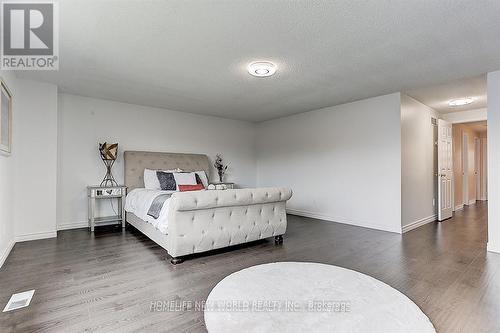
[
  {"left": 452, "top": 121, "right": 488, "bottom": 212},
  {"left": 402, "top": 74, "right": 487, "bottom": 232}
]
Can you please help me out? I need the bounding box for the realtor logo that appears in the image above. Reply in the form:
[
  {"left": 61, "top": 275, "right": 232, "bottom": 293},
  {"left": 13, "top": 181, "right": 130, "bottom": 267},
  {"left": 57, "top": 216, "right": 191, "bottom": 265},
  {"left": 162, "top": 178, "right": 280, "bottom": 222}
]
[{"left": 1, "top": 1, "right": 59, "bottom": 70}]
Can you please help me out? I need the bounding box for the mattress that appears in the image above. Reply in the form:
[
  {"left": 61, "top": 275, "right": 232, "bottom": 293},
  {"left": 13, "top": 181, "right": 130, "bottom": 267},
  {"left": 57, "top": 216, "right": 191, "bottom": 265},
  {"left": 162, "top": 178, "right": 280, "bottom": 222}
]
[{"left": 124, "top": 188, "right": 173, "bottom": 234}]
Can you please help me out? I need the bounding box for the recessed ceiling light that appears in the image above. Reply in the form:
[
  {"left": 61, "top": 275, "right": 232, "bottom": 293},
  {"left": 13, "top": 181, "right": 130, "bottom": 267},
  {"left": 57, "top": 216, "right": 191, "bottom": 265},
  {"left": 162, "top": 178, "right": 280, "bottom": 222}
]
[
  {"left": 247, "top": 61, "right": 276, "bottom": 77},
  {"left": 448, "top": 97, "right": 474, "bottom": 107}
]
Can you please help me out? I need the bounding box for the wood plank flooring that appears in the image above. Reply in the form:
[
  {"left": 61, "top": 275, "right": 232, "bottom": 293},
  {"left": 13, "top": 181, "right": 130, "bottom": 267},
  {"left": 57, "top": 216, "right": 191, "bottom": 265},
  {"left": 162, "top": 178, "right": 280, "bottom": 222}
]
[{"left": 1, "top": 202, "right": 499, "bottom": 332}]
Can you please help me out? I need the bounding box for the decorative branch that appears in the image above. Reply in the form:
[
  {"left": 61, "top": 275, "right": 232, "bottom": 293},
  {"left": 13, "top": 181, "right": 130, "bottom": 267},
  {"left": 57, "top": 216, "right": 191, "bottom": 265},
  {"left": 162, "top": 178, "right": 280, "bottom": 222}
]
[{"left": 214, "top": 153, "right": 229, "bottom": 182}]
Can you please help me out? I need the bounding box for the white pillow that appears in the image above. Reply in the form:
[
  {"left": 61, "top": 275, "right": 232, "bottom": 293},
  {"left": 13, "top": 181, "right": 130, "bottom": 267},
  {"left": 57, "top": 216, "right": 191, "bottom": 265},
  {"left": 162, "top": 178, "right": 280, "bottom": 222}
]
[
  {"left": 173, "top": 172, "right": 197, "bottom": 190},
  {"left": 195, "top": 171, "right": 209, "bottom": 188},
  {"left": 144, "top": 168, "right": 182, "bottom": 190}
]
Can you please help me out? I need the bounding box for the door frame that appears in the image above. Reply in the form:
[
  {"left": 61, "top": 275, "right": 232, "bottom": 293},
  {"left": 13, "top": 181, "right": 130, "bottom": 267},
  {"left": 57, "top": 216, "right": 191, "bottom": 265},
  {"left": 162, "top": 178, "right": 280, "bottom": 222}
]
[
  {"left": 463, "top": 132, "right": 469, "bottom": 205},
  {"left": 475, "top": 137, "right": 481, "bottom": 201},
  {"left": 482, "top": 137, "right": 488, "bottom": 200}
]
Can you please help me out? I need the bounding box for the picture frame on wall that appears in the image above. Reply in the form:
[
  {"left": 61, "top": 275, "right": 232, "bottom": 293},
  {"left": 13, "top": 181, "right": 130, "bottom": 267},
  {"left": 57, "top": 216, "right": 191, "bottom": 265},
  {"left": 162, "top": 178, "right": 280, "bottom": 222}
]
[{"left": 0, "top": 79, "right": 12, "bottom": 154}]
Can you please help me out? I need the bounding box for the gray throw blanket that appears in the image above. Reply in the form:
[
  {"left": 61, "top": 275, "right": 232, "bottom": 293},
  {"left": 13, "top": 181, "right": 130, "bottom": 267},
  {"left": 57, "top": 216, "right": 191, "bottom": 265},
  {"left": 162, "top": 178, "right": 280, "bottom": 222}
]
[{"left": 147, "top": 193, "right": 172, "bottom": 219}]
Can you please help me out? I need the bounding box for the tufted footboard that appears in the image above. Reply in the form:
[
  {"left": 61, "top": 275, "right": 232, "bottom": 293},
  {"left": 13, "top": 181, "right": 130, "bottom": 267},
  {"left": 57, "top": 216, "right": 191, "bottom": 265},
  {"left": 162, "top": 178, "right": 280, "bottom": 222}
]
[{"left": 166, "top": 187, "right": 292, "bottom": 258}]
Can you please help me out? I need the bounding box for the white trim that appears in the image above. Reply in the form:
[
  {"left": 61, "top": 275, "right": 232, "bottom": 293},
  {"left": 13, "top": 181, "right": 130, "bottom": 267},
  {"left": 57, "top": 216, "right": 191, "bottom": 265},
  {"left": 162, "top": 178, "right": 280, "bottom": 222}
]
[
  {"left": 1, "top": 231, "right": 58, "bottom": 268},
  {"left": 0, "top": 239, "right": 15, "bottom": 268},
  {"left": 463, "top": 132, "right": 469, "bottom": 206},
  {"left": 286, "top": 209, "right": 402, "bottom": 234},
  {"left": 487, "top": 242, "right": 500, "bottom": 254},
  {"left": 481, "top": 137, "right": 487, "bottom": 201},
  {"left": 57, "top": 221, "right": 88, "bottom": 230},
  {"left": 475, "top": 137, "right": 481, "bottom": 201},
  {"left": 454, "top": 204, "right": 464, "bottom": 211},
  {"left": 15, "top": 231, "right": 57, "bottom": 243},
  {"left": 468, "top": 199, "right": 476, "bottom": 205},
  {"left": 402, "top": 215, "right": 437, "bottom": 233}
]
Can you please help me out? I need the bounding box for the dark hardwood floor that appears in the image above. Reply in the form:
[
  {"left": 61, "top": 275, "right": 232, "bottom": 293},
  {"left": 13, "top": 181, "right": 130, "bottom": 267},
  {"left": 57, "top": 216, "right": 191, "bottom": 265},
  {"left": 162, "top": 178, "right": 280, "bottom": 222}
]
[{"left": 1, "top": 202, "right": 499, "bottom": 332}]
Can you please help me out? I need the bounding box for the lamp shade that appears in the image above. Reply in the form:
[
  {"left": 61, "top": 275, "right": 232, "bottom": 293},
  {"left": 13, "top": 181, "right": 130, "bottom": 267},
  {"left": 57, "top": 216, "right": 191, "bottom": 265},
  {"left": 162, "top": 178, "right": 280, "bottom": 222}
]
[
  {"left": 99, "top": 142, "right": 118, "bottom": 161},
  {"left": 98, "top": 142, "right": 118, "bottom": 187}
]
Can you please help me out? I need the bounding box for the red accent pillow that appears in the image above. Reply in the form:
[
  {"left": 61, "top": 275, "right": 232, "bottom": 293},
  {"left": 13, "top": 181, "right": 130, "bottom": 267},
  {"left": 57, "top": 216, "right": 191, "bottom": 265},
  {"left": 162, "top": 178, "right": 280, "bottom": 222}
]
[{"left": 178, "top": 184, "right": 205, "bottom": 192}]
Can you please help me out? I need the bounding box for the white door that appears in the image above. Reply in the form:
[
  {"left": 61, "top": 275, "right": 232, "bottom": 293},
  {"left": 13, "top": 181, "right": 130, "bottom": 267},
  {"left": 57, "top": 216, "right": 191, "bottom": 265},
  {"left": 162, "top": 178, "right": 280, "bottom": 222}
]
[
  {"left": 475, "top": 138, "right": 480, "bottom": 201},
  {"left": 438, "top": 119, "right": 453, "bottom": 221}
]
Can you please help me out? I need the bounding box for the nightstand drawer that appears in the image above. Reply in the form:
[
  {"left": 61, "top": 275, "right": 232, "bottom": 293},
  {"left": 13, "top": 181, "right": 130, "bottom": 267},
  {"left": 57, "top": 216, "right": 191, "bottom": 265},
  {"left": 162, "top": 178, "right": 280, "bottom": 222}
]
[
  {"left": 208, "top": 182, "right": 235, "bottom": 190},
  {"left": 88, "top": 186, "right": 125, "bottom": 198}
]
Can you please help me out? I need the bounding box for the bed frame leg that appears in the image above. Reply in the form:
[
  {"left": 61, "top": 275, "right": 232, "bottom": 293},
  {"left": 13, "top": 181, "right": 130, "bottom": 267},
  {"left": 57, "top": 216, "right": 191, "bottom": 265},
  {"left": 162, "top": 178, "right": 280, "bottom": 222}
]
[
  {"left": 170, "top": 257, "right": 184, "bottom": 265},
  {"left": 274, "top": 235, "right": 283, "bottom": 245}
]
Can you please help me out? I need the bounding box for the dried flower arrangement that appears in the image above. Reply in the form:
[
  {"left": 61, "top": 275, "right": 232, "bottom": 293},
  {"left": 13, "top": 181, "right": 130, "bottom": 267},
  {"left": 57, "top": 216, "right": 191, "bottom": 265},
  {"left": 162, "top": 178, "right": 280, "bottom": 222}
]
[{"left": 214, "top": 153, "right": 229, "bottom": 183}]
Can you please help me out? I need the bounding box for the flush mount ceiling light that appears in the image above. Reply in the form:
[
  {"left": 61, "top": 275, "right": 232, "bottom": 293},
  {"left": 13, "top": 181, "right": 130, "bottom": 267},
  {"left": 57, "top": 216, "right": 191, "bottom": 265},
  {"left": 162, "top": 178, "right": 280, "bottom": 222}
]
[
  {"left": 247, "top": 61, "right": 277, "bottom": 77},
  {"left": 448, "top": 97, "right": 474, "bottom": 107}
]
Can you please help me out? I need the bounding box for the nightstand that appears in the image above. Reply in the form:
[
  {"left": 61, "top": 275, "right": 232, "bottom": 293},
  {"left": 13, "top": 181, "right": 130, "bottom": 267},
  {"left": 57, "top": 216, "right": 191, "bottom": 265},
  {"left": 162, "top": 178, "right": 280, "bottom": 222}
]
[
  {"left": 87, "top": 185, "right": 127, "bottom": 232},
  {"left": 208, "top": 182, "right": 235, "bottom": 190}
]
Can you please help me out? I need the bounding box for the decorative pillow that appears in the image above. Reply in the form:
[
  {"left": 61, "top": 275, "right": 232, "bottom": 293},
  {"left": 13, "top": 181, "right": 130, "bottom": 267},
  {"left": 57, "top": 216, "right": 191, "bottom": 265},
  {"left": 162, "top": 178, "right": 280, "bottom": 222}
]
[
  {"left": 173, "top": 172, "right": 197, "bottom": 190},
  {"left": 144, "top": 168, "right": 182, "bottom": 189},
  {"left": 195, "top": 173, "right": 206, "bottom": 188},
  {"left": 178, "top": 184, "right": 205, "bottom": 192},
  {"left": 156, "top": 171, "right": 177, "bottom": 191},
  {"left": 194, "top": 171, "right": 209, "bottom": 188}
]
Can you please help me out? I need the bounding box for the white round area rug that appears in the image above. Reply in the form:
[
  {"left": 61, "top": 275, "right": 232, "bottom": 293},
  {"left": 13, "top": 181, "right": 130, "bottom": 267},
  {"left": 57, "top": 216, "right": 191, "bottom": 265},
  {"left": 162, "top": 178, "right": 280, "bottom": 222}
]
[{"left": 204, "top": 262, "right": 435, "bottom": 333}]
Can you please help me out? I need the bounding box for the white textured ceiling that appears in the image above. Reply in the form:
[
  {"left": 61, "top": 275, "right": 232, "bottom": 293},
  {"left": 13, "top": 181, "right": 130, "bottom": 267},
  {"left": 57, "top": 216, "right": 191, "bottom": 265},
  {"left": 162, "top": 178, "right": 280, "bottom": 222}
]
[
  {"left": 16, "top": 1, "right": 500, "bottom": 122},
  {"left": 406, "top": 75, "right": 487, "bottom": 114}
]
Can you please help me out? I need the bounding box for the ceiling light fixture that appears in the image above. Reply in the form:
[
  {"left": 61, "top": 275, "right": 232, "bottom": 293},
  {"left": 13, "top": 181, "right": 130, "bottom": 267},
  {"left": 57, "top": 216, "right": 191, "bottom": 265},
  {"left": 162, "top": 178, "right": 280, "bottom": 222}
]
[
  {"left": 247, "top": 61, "right": 276, "bottom": 77},
  {"left": 448, "top": 97, "right": 474, "bottom": 107}
]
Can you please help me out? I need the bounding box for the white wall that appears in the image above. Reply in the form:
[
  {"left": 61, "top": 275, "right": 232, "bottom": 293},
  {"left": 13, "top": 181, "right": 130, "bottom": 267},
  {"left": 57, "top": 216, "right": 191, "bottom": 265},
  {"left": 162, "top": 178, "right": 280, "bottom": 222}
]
[
  {"left": 401, "top": 94, "right": 438, "bottom": 232},
  {"left": 256, "top": 93, "right": 402, "bottom": 233},
  {"left": 0, "top": 71, "right": 17, "bottom": 267},
  {"left": 441, "top": 108, "right": 487, "bottom": 124},
  {"left": 487, "top": 70, "right": 500, "bottom": 253},
  {"left": 13, "top": 79, "right": 58, "bottom": 241},
  {"left": 0, "top": 77, "right": 58, "bottom": 267},
  {"left": 57, "top": 94, "right": 257, "bottom": 229}
]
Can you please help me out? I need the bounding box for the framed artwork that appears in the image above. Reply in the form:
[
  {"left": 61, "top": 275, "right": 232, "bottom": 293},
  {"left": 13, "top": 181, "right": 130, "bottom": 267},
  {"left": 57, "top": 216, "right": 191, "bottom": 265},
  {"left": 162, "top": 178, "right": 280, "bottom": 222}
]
[{"left": 0, "top": 79, "right": 12, "bottom": 154}]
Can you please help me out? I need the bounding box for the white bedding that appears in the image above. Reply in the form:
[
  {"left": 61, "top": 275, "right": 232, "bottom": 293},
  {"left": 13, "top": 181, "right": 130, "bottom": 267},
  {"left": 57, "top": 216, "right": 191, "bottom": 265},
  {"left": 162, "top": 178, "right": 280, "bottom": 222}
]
[{"left": 124, "top": 188, "right": 174, "bottom": 234}]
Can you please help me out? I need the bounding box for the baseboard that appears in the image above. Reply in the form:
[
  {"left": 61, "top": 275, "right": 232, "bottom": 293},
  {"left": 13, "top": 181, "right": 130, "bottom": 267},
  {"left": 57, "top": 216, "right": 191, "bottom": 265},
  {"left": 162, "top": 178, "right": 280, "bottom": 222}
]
[
  {"left": 1, "top": 231, "right": 58, "bottom": 267},
  {"left": 402, "top": 214, "right": 437, "bottom": 233},
  {"left": 487, "top": 242, "right": 500, "bottom": 254},
  {"left": 0, "top": 239, "right": 15, "bottom": 268},
  {"left": 57, "top": 221, "right": 88, "bottom": 230},
  {"left": 454, "top": 204, "right": 464, "bottom": 211},
  {"left": 468, "top": 199, "right": 477, "bottom": 205},
  {"left": 286, "top": 208, "right": 402, "bottom": 234},
  {"left": 15, "top": 231, "right": 57, "bottom": 243}
]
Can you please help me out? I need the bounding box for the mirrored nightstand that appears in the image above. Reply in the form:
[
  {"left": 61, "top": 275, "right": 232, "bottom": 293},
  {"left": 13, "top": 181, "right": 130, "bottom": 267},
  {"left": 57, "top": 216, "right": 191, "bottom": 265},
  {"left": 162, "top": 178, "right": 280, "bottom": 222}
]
[
  {"left": 87, "top": 185, "right": 127, "bottom": 232},
  {"left": 208, "top": 182, "right": 235, "bottom": 190}
]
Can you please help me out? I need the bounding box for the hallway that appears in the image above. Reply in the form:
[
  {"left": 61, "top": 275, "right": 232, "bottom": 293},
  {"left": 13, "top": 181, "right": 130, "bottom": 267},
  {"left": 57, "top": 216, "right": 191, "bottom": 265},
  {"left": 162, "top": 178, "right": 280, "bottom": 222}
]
[{"left": 397, "top": 201, "right": 497, "bottom": 332}]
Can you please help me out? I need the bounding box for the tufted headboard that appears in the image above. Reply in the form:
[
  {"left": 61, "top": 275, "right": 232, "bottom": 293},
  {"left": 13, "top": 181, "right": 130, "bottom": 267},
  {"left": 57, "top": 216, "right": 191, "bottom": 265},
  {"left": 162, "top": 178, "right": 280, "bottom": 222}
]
[{"left": 124, "top": 151, "right": 211, "bottom": 191}]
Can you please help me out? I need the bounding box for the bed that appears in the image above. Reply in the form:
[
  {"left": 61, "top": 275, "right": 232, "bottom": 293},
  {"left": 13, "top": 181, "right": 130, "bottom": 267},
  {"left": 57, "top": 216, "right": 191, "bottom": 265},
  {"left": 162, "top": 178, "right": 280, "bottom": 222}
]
[{"left": 124, "top": 151, "right": 292, "bottom": 264}]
